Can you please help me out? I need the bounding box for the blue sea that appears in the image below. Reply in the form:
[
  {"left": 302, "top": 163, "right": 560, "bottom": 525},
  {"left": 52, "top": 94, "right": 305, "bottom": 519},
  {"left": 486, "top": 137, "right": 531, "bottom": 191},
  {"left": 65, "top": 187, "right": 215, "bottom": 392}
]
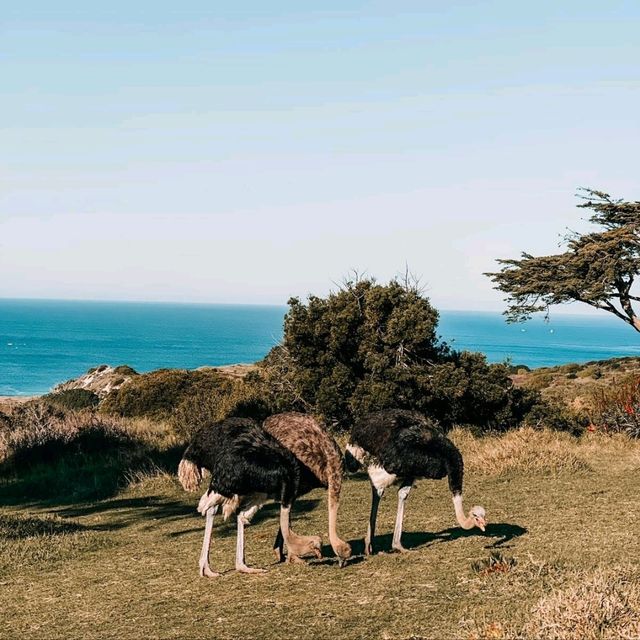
[{"left": 1, "top": 298, "right": 638, "bottom": 396}]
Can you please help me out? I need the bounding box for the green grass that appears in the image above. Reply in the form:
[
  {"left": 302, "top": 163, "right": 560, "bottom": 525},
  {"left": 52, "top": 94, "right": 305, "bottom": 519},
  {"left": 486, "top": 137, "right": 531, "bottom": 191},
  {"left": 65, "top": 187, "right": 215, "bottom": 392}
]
[{"left": 1, "top": 431, "right": 640, "bottom": 639}]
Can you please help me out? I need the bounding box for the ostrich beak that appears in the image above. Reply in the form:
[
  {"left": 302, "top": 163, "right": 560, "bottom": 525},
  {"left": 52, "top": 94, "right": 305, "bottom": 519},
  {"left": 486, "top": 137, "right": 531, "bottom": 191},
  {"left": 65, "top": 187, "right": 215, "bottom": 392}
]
[
  {"left": 477, "top": 518, "right": 486, "bottom": 532},
  {"left": 338, "top": 557, "right": 348, "bottom": 568}
]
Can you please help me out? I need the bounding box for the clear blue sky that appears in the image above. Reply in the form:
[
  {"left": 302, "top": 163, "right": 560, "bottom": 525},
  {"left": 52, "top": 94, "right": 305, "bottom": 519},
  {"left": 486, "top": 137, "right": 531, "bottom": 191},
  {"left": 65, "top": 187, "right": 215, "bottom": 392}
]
[{"left": 2, "top": 1, "right": 639, "bottom": 309}]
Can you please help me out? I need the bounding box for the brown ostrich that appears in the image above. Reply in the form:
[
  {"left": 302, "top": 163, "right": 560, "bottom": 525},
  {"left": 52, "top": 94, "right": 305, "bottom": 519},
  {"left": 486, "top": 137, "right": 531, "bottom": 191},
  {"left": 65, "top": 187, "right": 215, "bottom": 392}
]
[{"left": 263, "top": 412, "right": 352, "bottom": 566}]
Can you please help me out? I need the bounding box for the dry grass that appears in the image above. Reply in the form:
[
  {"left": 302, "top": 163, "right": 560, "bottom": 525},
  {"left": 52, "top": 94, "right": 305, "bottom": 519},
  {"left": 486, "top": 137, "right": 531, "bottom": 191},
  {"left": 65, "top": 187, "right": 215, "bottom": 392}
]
[
  {"left": 0, "top": 404, "right": 182, "bottom": 502},
  {"left": 525, "top": 566, "right": 640, "bottom": 640},
  {"left": 1, "top": 426, "right": 640, "bottom": 639},
  {"left": 0, "top": 512, "right": 113, "bottom": 576},
  {"left": 452, "top": 427, "right": 591, "bottom": 476}
]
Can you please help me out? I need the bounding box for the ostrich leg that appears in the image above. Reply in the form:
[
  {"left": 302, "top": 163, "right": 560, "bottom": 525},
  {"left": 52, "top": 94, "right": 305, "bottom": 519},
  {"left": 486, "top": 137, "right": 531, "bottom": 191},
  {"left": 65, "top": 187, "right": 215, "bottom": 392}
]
[
  {"left": 364, "top": 482, "right": 382, "bottom": 556},
  {"left": 279, "top": 504, "right": 321, "bottom": 561},
  {"left": 273, "top": 527, "right": 285, "bottom": 562},
  {"left": 235, "top": 511, "right": 267, "bottom": 574},
  {"left": 199, "top": 506, "right": 221, "bottom": 578},
  {"left": 392, "top": 484, "right": 412, "bottom": 553}
]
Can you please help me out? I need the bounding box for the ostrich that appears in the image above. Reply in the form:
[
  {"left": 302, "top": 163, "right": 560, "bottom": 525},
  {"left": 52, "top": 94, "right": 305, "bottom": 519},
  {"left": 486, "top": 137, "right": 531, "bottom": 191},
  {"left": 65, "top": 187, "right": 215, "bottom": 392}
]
[
  {"left": 178, "top": 416, "right": 321, "bottom": 576},
  {"left": 263, "top": 413, "right": 351, "bottom": 566},
  {"left": 345, "top": 409, "right": 486, "bottom": 555}
]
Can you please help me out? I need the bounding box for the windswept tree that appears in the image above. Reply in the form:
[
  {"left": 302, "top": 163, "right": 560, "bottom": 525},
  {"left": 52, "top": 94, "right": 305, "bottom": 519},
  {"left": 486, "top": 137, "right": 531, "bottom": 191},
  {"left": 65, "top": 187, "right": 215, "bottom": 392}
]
[{"left": 486, "top": 189, "right": 640, "bottom": 331}]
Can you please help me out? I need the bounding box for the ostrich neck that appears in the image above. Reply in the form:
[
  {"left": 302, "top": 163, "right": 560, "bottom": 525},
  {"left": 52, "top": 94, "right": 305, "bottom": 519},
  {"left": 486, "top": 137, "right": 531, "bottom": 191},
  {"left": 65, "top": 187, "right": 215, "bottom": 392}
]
[{"left": 453, "top": 494, "right": 475, "bottom": 530}]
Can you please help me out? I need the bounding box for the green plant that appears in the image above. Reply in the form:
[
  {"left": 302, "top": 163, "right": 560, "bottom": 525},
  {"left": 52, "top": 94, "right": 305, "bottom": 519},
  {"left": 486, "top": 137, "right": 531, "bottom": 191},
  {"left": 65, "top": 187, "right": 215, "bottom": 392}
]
[
  {"left": 279, "top": 276, "right": 538, "bottom": 431},
  {"left": 100, "top": 369, "right": 234, "bottom": 419},
  {"left": 43, "top": 389, "right": 100, "bottom": 411},
  {"left": 472, "top": 551, "right": 517, "bottom": 576},
  {"left": 522, "top": 398, "right": 586, "bottom": 434},
  {"left": 113, "top": 365, "right": 138, "bottom": 376}
]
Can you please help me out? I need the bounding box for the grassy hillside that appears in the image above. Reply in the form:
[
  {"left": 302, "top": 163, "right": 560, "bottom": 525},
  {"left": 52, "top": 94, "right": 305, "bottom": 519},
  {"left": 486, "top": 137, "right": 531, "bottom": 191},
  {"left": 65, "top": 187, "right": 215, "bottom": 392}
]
[
  {"left": 2, "top": 428, "right": 639, "bottom": 640},
  {"left": 512, "top": 356, "right": 640, "bottom": 411}
]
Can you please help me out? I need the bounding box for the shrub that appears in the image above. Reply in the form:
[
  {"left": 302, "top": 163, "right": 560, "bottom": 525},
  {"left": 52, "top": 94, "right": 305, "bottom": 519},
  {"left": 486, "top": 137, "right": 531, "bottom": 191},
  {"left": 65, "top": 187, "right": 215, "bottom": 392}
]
[
  {"left": 522, "top": 398, "right": 587, "bottom": 434},
  {"left": 100, "top": 369, "right": 234, "bottom": 419},
  {"left": 526, "top": 373, "right": 555, "bottom": 390},
  {"left": 590, "top": 376, "right": 640, "bottom": 437},
  {"left": 113, "top": 365, "right": 138, "bottom": 376},
  {"left": 43, "top": 389, "right": 100, "bottom": 411},
  {"left": 0, "top": 402, "right": 172, "bottom": 501},
  {"left": 169, "top": 380, "right": 272, "bottom": 439}
]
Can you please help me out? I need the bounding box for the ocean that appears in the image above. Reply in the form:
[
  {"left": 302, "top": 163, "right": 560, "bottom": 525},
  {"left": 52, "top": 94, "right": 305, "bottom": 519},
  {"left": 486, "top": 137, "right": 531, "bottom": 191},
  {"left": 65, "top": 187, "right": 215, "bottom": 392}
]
[{"left": 1, "top": 298, "right": 638, "bottom": 396}]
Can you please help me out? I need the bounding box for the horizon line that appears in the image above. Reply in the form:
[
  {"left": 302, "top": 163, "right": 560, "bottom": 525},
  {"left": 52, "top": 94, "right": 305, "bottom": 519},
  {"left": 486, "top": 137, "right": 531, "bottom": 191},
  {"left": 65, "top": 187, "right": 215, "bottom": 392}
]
[{"left": 0, "top": 295, "right": 610, "bottom": 319}]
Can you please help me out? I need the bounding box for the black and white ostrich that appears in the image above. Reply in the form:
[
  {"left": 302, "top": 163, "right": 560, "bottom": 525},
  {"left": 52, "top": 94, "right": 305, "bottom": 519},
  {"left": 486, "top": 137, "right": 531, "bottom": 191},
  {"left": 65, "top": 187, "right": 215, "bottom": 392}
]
[
  {"left": 346, "top": 409, "right": 486, "bottom": 555},
  {"left": 178, "top": 417, "right": 321, "bottom": 576}
]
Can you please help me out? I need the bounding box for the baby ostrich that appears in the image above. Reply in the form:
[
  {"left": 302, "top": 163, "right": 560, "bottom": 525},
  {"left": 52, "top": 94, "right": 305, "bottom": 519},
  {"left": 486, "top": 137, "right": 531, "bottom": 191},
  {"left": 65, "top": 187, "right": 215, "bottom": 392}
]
[
  {"left": 263, "top": 413, "right": 351, "bottom": 566},
  {"left": 178, "top": 417, "right": 320, "bottom": 576},
  {"left": 346, "top": 409, "right": 486, "bottom": 555}
]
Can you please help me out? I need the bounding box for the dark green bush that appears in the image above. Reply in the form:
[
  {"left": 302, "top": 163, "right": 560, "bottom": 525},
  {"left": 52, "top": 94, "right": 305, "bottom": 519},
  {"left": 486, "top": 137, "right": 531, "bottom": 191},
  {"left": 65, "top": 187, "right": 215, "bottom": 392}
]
[
  {"left": 522, "top": 398, "right": 587, "bottom": 435},
  {"left": 113, "top": 365, "right": 138, "bottom": 377},
  {"left": 276, "top": 276, "right": 541, "bottom": 432},
  {"left": 43, "top": 389, "right": 100, "bottom": 411}
]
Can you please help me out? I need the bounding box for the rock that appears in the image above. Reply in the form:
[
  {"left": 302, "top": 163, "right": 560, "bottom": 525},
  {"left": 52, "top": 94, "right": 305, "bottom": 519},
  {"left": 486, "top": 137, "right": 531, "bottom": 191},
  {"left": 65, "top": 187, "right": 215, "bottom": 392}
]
[{"left": 53, "top": 365, "right": 138, "bottom": 398}]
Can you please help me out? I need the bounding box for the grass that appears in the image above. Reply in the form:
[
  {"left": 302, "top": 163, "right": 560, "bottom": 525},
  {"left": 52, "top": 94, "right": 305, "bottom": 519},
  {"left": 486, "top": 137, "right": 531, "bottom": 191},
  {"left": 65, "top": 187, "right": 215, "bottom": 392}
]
[{"left": 1, "top": 428, "right": 640, "bottom": 639}]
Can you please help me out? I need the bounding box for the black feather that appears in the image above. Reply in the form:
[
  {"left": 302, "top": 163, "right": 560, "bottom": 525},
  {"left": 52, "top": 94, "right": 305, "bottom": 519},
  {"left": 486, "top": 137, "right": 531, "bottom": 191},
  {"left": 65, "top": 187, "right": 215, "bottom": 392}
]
[
  {"left": 351, "top": 409, "right": 465, "bottom": 494},
  {"left": 182, "top": 417, "right": 301, "bottom": 507}
]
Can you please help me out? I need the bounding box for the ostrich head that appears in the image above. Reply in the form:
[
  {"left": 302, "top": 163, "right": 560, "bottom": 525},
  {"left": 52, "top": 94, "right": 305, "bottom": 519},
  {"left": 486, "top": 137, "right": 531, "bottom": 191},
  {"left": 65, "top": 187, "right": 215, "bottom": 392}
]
[
  {"left": 453, "top": 494, "right": 487, "bottom": 531},
  {"left": 335, "top": 540, "right": 352, "bottom": 567},
  {"left": 470, "top": 506, "right": 487, "bottom": 531}
]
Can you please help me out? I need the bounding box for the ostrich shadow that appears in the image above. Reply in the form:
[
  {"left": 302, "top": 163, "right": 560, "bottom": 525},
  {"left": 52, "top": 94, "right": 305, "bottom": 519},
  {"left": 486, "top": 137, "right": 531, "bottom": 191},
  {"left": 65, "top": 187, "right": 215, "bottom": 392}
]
[{"left": 343, "top": 522, "right": 527, "bottom": 556}]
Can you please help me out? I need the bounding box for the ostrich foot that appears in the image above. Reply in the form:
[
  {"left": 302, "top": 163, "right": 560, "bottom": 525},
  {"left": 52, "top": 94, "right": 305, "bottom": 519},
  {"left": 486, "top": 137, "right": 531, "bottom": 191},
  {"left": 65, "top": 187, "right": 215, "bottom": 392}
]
[
  {"left": 287, "top": 536, "right": 322, "bottom": 559},
  {"left": 364, "top": 542, "right": 374, "bottom": 556},
  {"left": 273, "top": 547, "right": 285, "bottom": 563},
  {"left": 199, "top": 563, "right": 221, "bottom": 578},
  {"left": 391, "top": 544, "right": 412, "bottom": 553},
  {"left": 236, "top": 563, "right": 267, "bottom": 574},
  {"left": 285, "top": 554, "right": 307, "bottom": 565}
]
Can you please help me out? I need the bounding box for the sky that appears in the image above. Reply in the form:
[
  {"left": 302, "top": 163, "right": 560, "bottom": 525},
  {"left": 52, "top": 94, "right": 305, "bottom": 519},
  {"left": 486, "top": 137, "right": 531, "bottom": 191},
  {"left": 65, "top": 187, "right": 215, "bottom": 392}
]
[{"left": 1, "top": 1, "right": 639, "bottom": 310}]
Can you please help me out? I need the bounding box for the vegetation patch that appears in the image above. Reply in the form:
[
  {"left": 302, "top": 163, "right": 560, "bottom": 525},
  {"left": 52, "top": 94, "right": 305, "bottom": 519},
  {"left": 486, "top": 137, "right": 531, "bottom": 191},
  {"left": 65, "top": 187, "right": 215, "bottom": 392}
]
[
  {"left": 590, "top": 375, "right": 640, "bottom": 437},
  {"left": 0, "top": 512, "right": 113, "bottom": 577},
  {"left": 0, "top": 402, "right": 179, "bottom": 502},
  {"left": 453, "top": 427, "right": 590, "bottom": 476},
  {"left": 100, "top": 368, "right": 234, "bottom": 419},
  {"left": 43, "top": 388, "right": 100, "bottom": 411},
  {"left": 472, "top": 551, "right": 517, "bottom": 577},
  {"left": 524, "top": 566, "right": 640, "bottom": 640}
]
